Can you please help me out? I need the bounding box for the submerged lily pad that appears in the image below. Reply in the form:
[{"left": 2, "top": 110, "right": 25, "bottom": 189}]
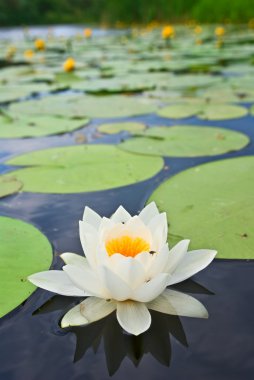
[
  {"left": 5, "top": 145, "right": 163, "bottom": 193},
  {"left": 0, "top": 217, "right": 52, "bottom": 317},
  {"left": 157, "top": 103, "right": 248, "bottom": 120},
  {"left": 0, "top": 114, "right": 89, "bottom": 138},
  {"left": 148, "top": 156, "right": 254, "bottom": 259},
  {"left": 119, "top": 126, "right": 249, "bottom": 157},
  {"left": 98, "top": 122, "right": 146, "bottom": 135},
  {"left": 0, "top": 176, "right": 23, "bottom": 198}
]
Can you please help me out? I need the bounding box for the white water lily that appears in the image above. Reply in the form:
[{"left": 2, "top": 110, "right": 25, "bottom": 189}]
[{"left": 28, "top": 202, "right": 216, "bottom": 335}]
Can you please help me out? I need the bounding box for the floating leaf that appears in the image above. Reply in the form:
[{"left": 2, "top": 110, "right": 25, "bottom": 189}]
[
  {"left": 0, "top": 217, "right": 52, "bottom": 317},
  {"left": 149, "top": 156, "right": 254, "bottom": 259},
  {"left": 5, "top": 145, "right": 163, "bottom": 193},
  {"left": 119, "top": 126, "right": 249, "bottom": 157},
  {"left": 0, "top": 176, "right": 23, "bottom": 198}
]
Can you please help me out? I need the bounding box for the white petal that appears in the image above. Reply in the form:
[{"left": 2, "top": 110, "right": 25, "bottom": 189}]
[
  {"left": 63, "top": 264, "right": 108, "bottom": 298},
  {"left": 148, "top": 213, "right": 168, "bottom": 250},
  {"left": 147, "top": 243, "right": 170, "bottom": 278},
  {"left": 110, "top": 205, "right": 131, "bottom": 223},
  {"left": 99, "top": 266, "right": 132, "bottom": 301},
  {"left": 167, "top": 249, "right": 217, "bottom": 286},
  {"left": 165, "top": 239, "right": 190, "bottom": 273},
  {"left": 28, "top": 270, "right": 86, "bottom": 297},
  {"left": 116, "top": 301, "right": 151, "bottom": 335},
  {"left": 125, "top": 216, "right": 152, "bottom": 243},
  {"left": 147, "top": 289, "right": 208, "bottom": 318},
  {"left": 132, "top": 273, "right": 169, "bottom": 302},
  {"left": 79, "top": 221, "right": 98, "bottom": 268},
  {"left": 83, "top": 206, "right": 102, "bottom": 229},
  {"left": 107, "top": 254, "right": 146, "bottom": 288},
  {"left": 60, "top": 252, "right": 88, "bottom": 268},
  {"left": 61, "top": 303, "right": 88, "bottom": 328},
  {"left": 61, "top": 297, "right": 116, "bottom": 328},
  {"left": 135, "top": 251, "right": 153, "bottom": 270},
  {"left": 138, "top": 202, "right": 159, "bottom": 224}
]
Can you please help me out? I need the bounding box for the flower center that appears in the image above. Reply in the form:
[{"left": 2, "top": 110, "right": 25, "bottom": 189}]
[{"left": 106, "top": 235, "right": 150, "bottom": 257}]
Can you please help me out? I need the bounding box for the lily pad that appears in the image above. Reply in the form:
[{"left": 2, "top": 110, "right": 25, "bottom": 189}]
[
  {"left": 9, "top": 94, "right": 158, "bottom": 119},
  {"left": 0, "top": 176, "right": 23, "bottom": 198},
  {"left": 0, "top": 114, "right": 89, "bottom": 138},
  {"left": 98, "top": 122, "right": 146, "bottom": 135},
  {"left": 119, "top": 126, "right": 249, "bottom": 157},
  {"left": 0, "top": 216, "right": 52, "bottom": 317},
  {"left": 148, "top": 156, "right": 254, "bottom": 259},
  {"left": 4, "top": 145, "right": 163, "bottom": 193},
  {"left": 157, "top": 103, "right": 248, "bottom": 120}
]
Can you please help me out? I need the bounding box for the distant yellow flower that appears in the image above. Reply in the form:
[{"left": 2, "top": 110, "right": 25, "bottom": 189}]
[
  {"left": 34, "top": 39, "right": 46, "bottom": 50},
  {"left": 63, "top": 57, "right": 76, "bottom": 72},
  {"left": 162, "top": 25, "right": 175, "bottom": 39},
  {"left": 215, "top": 26, "right": 225, "bottom": 37},
  {"left": 84, "top": 28, "right": 92, "bottom": 38},
  {"left": 194, "top": 25, "right": 202, "bottom": 34},
  {"left": 196, "top": 39, "right": 203, "bottom": 45},
  {"left": 24, "top": 49, "right": 34, "bottom": 59}
]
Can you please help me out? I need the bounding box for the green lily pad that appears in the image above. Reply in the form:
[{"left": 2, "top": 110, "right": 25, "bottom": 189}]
[
  {"left": 0, "top": 176, "right": 23, "bottom": 198},
  {"left": 98, "top": 122, "right": 146, "bottom": 135},
  {"left": 10, "top": 94, "right": 157, "bottom": 119},
  {"left": 148, "top": 156, "right": 254, "bottom": 259},
  {"left": 0, "top": 114, "right": 89, "bottom": 138},
  {"left": 4, "top": 145, "right": 163, "bottom": 193},
  {"left": 0, "top": 216, "right": 52, "bottom": 317},
  {"left": 157, "top": 103, "right": 248, "bottom": 120},
  {"left": 119, "top": 126, "right": 249, "bottom": 157}
]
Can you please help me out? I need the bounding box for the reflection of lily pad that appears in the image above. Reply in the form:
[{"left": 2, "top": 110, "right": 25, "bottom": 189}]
[
  {"left": 0, "top": 176, "right": 23, "bottom": 198},
  {"left": 0, "top": 217, "right": 52, "bottom": 317},
  {"left": 10, "top": 94, "right": 157, "bottom": 119},
  {"left": 98, "top": 122, "right": 146, "bottom": 135},
  {"left": 149, "top": 156, "right": 254, "bottom": 259},
  {"left": 5, "top": 145, "right": 163, "bottom": 193},
  {"left": 157, "top": 103, "right": 248, "bottom": 120},
  {"left": 0, "top": 114, "right": 89, "bottom": 138},
  {"left": 119, "top": 126, "right": 249, "bottom": 157}
]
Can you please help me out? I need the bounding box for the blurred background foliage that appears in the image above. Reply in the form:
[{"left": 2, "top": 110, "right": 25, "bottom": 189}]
[{"left": 0, "top": 0, "right": 253, "bottom": 26}]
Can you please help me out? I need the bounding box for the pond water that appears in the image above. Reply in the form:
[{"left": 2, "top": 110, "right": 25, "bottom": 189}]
[{"left": 0, "top": 25, "right": 254, "bottom": 380}]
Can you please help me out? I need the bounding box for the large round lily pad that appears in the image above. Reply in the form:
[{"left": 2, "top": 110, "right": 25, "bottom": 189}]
[
  {"left": 4, "top": 145, "right": 163, "bottom": 193},
  {"left": 98, "top": 122, "right": 146, "bottom": 135},
  {"left": 149, "top": 156, "right": 254, "bottom": 259},
  {"left": 119, "top": 126, "right": 249, "bottom": 157},
  {"left": 0, "top": 176, "right": 23, "bottom": 198},
  {"left": 0, "top": 217, "right": 52, "bottom": 317},
  {"left": 0, "top": 114, "right": 89, "bottom": 138}
]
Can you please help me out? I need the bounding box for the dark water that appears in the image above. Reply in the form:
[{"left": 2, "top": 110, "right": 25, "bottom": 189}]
[{"left": 0, "top": 100, "right": 254, "bottom": 379}]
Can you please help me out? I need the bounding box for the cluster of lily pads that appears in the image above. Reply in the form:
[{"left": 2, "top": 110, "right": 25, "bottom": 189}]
[{"left": 0, "top": 24, "right": 254, "bottom": 319}]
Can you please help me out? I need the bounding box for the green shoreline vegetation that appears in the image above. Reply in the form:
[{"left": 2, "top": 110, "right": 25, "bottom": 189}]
[{"left": 0, "top": 0, "right": 253, "bottom": 26}]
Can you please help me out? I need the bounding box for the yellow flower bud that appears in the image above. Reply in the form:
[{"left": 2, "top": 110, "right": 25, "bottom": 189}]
[
  {"left": 34, "top": 39, "right": 46, "bottom": 51},
  {"left": 215, "top": 26, "right": 225, "bottom": 37},
  {"left": 194, "top": 25, "right": 202, "bottom": 34},
  {"left": 84, "top": 28, "right": 92, "bottom": 38},
  {"left": 162, "top": 25, "right": 175, "bottom": 39},
  {"left": 63, "top": 57, "right": 76, "bottom": 72},
  {"left": 24, "top": 49, "right": 34, "bottom": 59}
]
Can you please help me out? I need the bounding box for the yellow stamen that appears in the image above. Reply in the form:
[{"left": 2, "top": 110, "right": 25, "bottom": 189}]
[{"left": 106, "top": 236, "right": 150, "bottom": 257}]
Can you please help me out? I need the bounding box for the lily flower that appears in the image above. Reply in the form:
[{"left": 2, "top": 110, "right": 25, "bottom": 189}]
[
  {"left": 215, "top": 26, "right": 225, "bottom": 38},
  {"left": 24, "top": 49, "right": 34, "bottom": 59},
  {"left": 84, "top": 28, "right": 92, "bottom": 38},
  {"left": 28, "top": 203, "right": 216, "bottom": 336},
  {"left": 63, "top": 57, "right": 76, "bottom": 72},
  {"left": 162, "top": 25, "right": 175, "bottom": 39},
  {"left": 34, "top": 38, "right": 46, "bottom": 51}
]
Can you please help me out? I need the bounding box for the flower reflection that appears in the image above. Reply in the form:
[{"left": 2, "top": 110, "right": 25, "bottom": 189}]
[{"left": 34, "top": 280, "right": 214, "bottom": 376}]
